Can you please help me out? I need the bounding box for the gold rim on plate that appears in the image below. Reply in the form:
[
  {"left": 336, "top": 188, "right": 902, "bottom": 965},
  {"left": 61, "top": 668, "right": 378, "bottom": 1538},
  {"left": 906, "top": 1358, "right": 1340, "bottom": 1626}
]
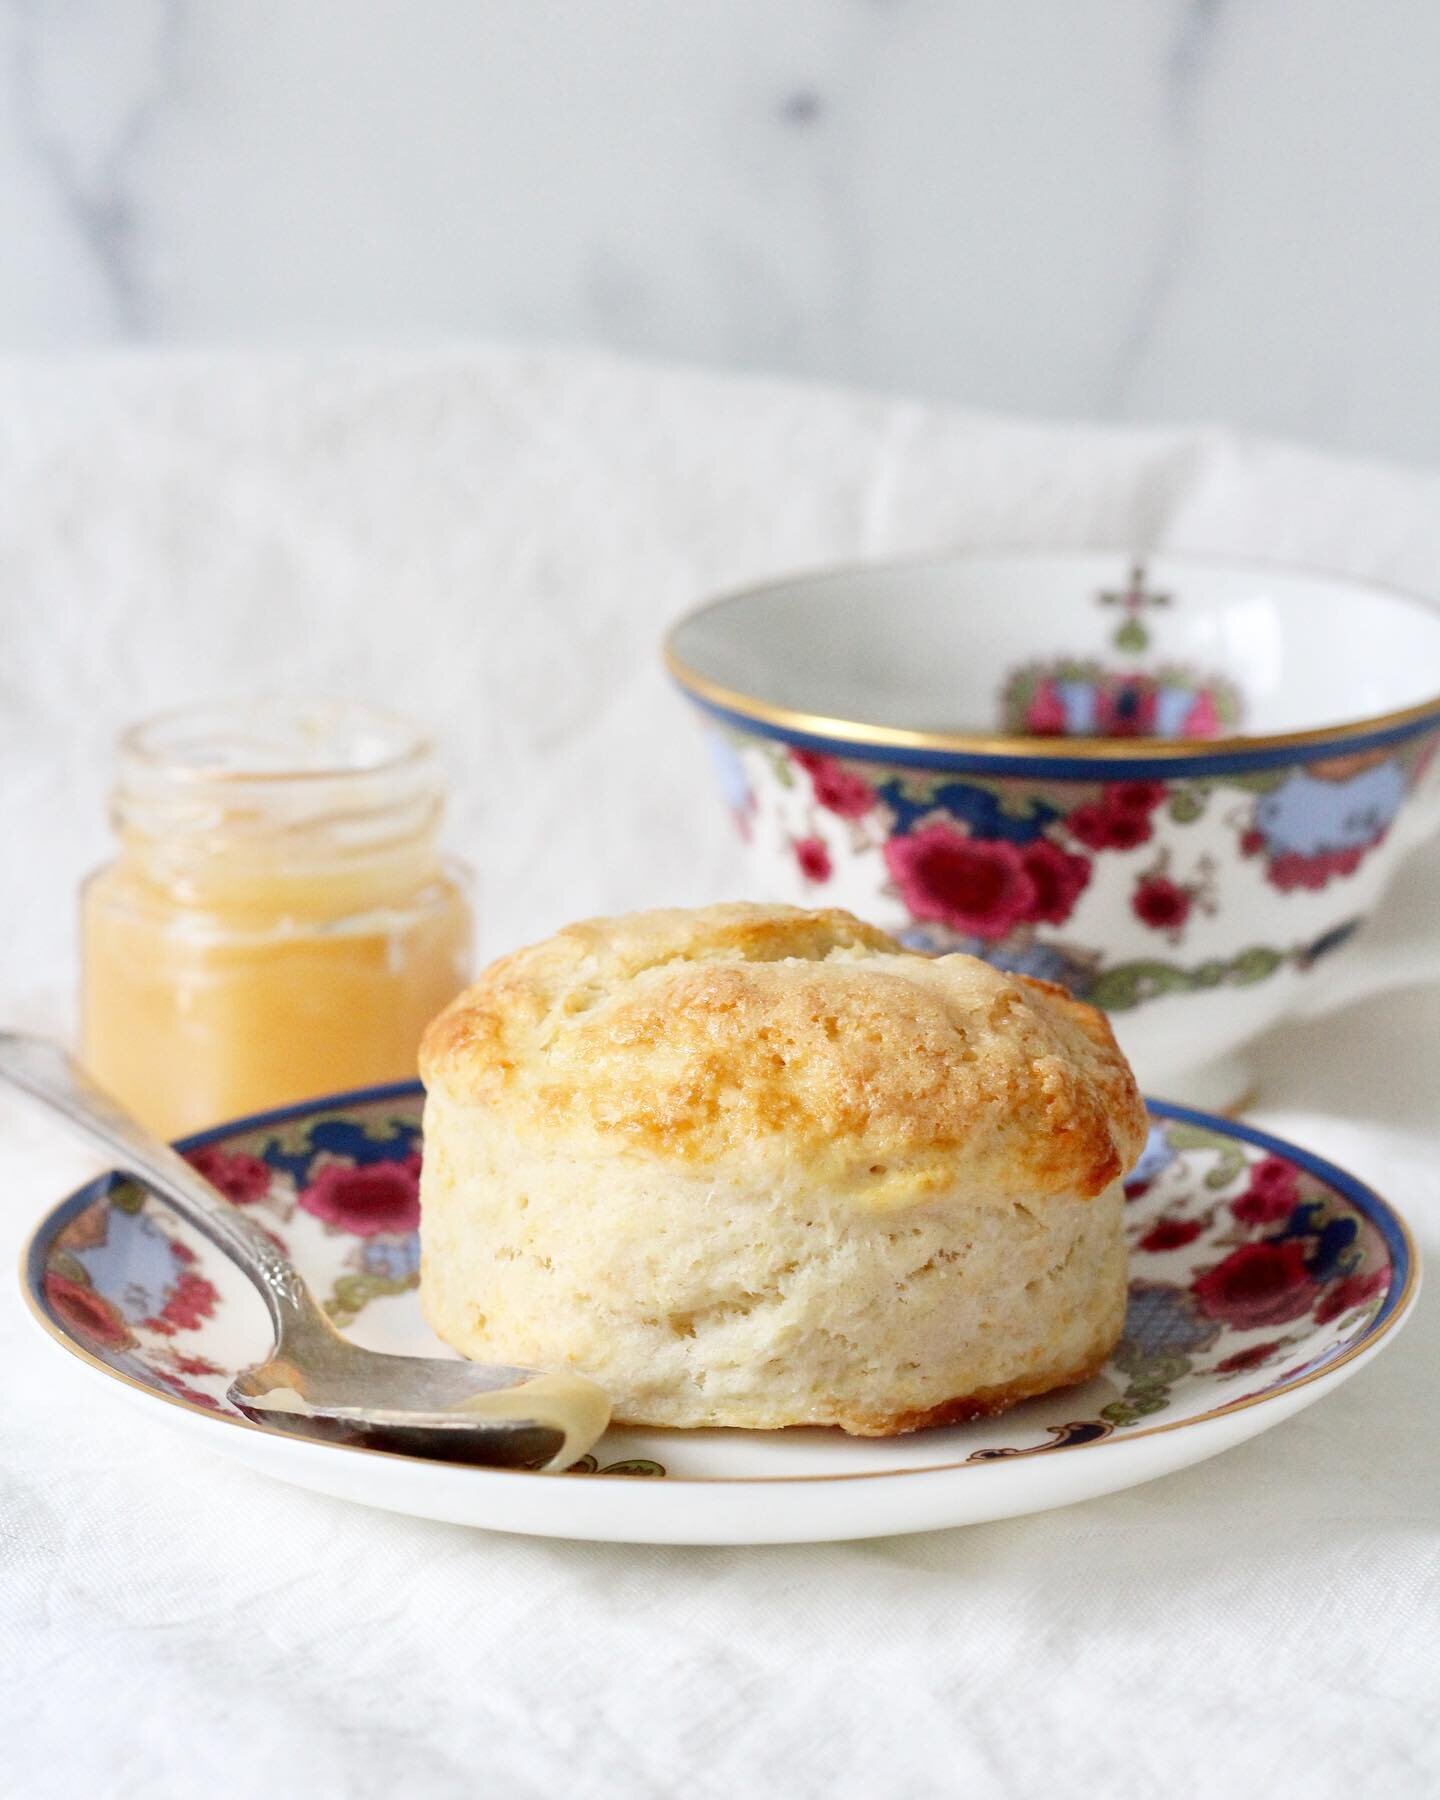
[{"left": 19, "top": 1163, "right": 1419, "bottom": 1489}]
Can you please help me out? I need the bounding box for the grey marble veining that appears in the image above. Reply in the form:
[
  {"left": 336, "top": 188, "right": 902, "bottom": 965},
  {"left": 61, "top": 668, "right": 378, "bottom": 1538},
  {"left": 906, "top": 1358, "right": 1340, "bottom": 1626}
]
[
  {"left": 1105, "top": 0, "right": 1226, "bottom": 415},
  {"left": 3, "top": 0, "right": 186, "bottom": 339},
  {"left": 0, "top": 0, "right": 1436, "bottom": 464}
]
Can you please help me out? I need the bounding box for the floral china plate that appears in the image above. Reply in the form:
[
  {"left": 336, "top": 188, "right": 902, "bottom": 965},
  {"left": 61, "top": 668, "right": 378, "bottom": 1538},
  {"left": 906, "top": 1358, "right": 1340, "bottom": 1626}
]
[{"left": 22, "top": 1083, "right": 1417, "bottom": 1544}]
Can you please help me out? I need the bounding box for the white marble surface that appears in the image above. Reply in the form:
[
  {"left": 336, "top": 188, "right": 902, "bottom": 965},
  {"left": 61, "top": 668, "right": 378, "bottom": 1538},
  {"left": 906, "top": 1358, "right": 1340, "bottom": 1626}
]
[{"left": 2, "top": 1, "right": 1439, "bottom": 464}]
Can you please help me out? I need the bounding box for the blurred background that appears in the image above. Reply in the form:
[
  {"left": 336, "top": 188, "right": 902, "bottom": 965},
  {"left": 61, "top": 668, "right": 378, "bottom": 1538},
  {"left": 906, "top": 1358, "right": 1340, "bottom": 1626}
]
[
  {"left": 3, "top": 0, "right": 1438, "bottom": 463},
  {"left": 6, "top": 0, "right": 1440, "bottom": 1020}
]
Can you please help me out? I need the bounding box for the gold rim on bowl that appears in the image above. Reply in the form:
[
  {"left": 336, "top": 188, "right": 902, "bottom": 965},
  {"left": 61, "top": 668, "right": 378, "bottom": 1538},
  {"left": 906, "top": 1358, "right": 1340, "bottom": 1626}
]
[{"left": 663, "top": 547, "right": 1440, "bottom": 761}]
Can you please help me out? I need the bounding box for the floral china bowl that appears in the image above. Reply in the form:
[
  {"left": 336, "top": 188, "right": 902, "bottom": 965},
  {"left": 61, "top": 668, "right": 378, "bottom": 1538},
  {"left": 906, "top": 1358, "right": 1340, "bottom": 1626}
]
[
  {"left": 23, "top": 1084, "right": 1417, "bottom": 1543},
  {"left": 666, "top": 551, "right": 1440, "bottom": 1108}
]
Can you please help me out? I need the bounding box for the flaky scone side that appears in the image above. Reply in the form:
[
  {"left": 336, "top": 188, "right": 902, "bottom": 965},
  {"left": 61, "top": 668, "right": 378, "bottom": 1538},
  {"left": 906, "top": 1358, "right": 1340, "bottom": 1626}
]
[{"left": 419, "top": 902, "right": 1145, "bottom": 1434}]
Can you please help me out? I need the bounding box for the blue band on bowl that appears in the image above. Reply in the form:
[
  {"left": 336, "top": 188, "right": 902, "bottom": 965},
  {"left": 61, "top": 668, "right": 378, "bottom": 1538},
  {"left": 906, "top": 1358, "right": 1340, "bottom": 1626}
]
[{"left": 678, "top": 685, "right": 1440, "bottom": 779}]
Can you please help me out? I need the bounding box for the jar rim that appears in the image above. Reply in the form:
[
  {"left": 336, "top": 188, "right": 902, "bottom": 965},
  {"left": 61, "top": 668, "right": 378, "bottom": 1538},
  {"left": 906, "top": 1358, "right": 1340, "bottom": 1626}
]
[{"left": 118, "top": 698, "right": 434, "bottom": 788}]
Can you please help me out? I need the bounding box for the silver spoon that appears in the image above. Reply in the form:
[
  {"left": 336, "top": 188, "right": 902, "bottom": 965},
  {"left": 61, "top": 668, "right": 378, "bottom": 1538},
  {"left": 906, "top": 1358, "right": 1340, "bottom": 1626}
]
[{"left": 3, "top": 1033, "right": 610, "bottom": 1471}]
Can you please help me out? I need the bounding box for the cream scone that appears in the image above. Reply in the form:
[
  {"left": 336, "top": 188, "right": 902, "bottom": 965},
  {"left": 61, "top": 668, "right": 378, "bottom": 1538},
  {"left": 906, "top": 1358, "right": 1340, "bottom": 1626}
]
[{"left": 418, "top": 903, "right": 1147, "bottom": 1435}]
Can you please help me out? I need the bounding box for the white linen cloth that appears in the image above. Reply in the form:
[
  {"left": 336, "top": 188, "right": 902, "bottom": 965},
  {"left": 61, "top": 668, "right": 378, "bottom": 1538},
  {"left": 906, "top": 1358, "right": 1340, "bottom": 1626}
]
[{"left": 2, "top": 349, "right": 1438, "bottom": 1798}]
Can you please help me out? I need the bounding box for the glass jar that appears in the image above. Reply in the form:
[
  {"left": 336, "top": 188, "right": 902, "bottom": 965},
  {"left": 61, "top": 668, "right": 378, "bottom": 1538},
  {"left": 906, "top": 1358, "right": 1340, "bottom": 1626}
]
[{"left": 81, "top": 699, "right": 473, "bottom": 1139}]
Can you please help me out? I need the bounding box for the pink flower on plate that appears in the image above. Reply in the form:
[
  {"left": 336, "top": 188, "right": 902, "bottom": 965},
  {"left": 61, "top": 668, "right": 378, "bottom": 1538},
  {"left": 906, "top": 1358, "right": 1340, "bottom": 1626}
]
[
  {"left": 185, "top": 1145, "right": 273, "bottom": 1205},
  {"left": 45, "top": 1273, "right": 135, "bottom": 1350},
  {"left": 884, "top": 824, "right": 1037, "bottom": 940},
  {"left": 794, "top": 836, "right": 833, "bottom": 884},
  {"left": 1214, "top": 1340, "right": 1283, "bottom": 1374},
  {"left": 145, "top": 1269, "right": 220, "bottom": 1336},
  {"left": 1231, "top": 1155, "right": 1300, "bottom": 1226},
  {"left": 1193, "top": 1241, "right": 1318, "bottom": 1331},
  {"left": 162, "top": 1377, "right": 221, "bottom": 1411},
  {"left": 1313, "top": 1266, "right": 1388, "bottom": 1326},
  {"left": 792, "top": 750, "right": 875, "bottom": 819},
  {"left": 298, "top": 1158, "right": 421, "bottom": 1238},
  {"left": 1138, "top": 1216, "right": 1205, "bottom": 1253}
]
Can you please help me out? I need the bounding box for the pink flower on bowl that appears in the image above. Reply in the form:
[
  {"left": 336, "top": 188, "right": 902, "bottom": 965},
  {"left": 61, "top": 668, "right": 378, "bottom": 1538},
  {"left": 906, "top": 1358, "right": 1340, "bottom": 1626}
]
[
  {"left": 1019, "top": 839, "right": 1091, "bottom": 926},
  {"left": 794, "top": 836, "right": 833, "bottom": 883},
  {"left": 792, "top": 750, "right": 874, "bottom": 819},
  {"left": 1132, "top": 874, "right": 1192, "bottom": 933},
  {"left": 1068, "top": 796, "right": 1157, "bottom": 852},
  {"left": 1267, "top": 844, "right": 1370, "bottom": 892},
  {"left": 1107, "top": 781, "right": 1168, "bottom": 816},
  {"left": 1095, "top": 683, "right": 1159, "bottom": 737},
  {"left": 884, "top": 824, "right": 1036, "bottom": 940},
  {"left": 298, "top": 1156, "right": 422, "bottom": 1238},
  {"left": 1023, "top": 679, "right": 1067, "bottom": 734}
]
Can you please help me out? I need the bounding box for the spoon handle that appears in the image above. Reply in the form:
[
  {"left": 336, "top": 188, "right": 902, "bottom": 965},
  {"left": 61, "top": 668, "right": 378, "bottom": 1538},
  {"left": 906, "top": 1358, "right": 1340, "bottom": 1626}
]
[{"left": 0, "top": 1032, "right": 331, "bottom": 1339}]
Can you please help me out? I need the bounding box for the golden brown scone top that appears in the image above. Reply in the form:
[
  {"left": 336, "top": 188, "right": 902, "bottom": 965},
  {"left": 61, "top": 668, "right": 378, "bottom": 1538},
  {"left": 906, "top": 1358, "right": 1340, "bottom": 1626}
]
[{"left": 421, "top": 903, "right": 1148, "bottom": 1207}]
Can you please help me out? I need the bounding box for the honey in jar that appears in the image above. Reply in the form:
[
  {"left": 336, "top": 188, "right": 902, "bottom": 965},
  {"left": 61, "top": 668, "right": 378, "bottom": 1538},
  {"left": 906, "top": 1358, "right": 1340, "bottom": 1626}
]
[{"left": 81, "top": 699, "right": 473, "bottom": 1139}]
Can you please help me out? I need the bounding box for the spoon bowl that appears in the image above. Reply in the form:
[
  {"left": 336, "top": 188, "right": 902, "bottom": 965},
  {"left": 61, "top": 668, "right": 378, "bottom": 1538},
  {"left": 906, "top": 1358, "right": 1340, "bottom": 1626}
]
[
  {"left": 227, "top": 1345, "right": 597, "bottom": 1466},
  {"left": 228, "top": 1351, "right": 573, "bottom": 1467}
]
